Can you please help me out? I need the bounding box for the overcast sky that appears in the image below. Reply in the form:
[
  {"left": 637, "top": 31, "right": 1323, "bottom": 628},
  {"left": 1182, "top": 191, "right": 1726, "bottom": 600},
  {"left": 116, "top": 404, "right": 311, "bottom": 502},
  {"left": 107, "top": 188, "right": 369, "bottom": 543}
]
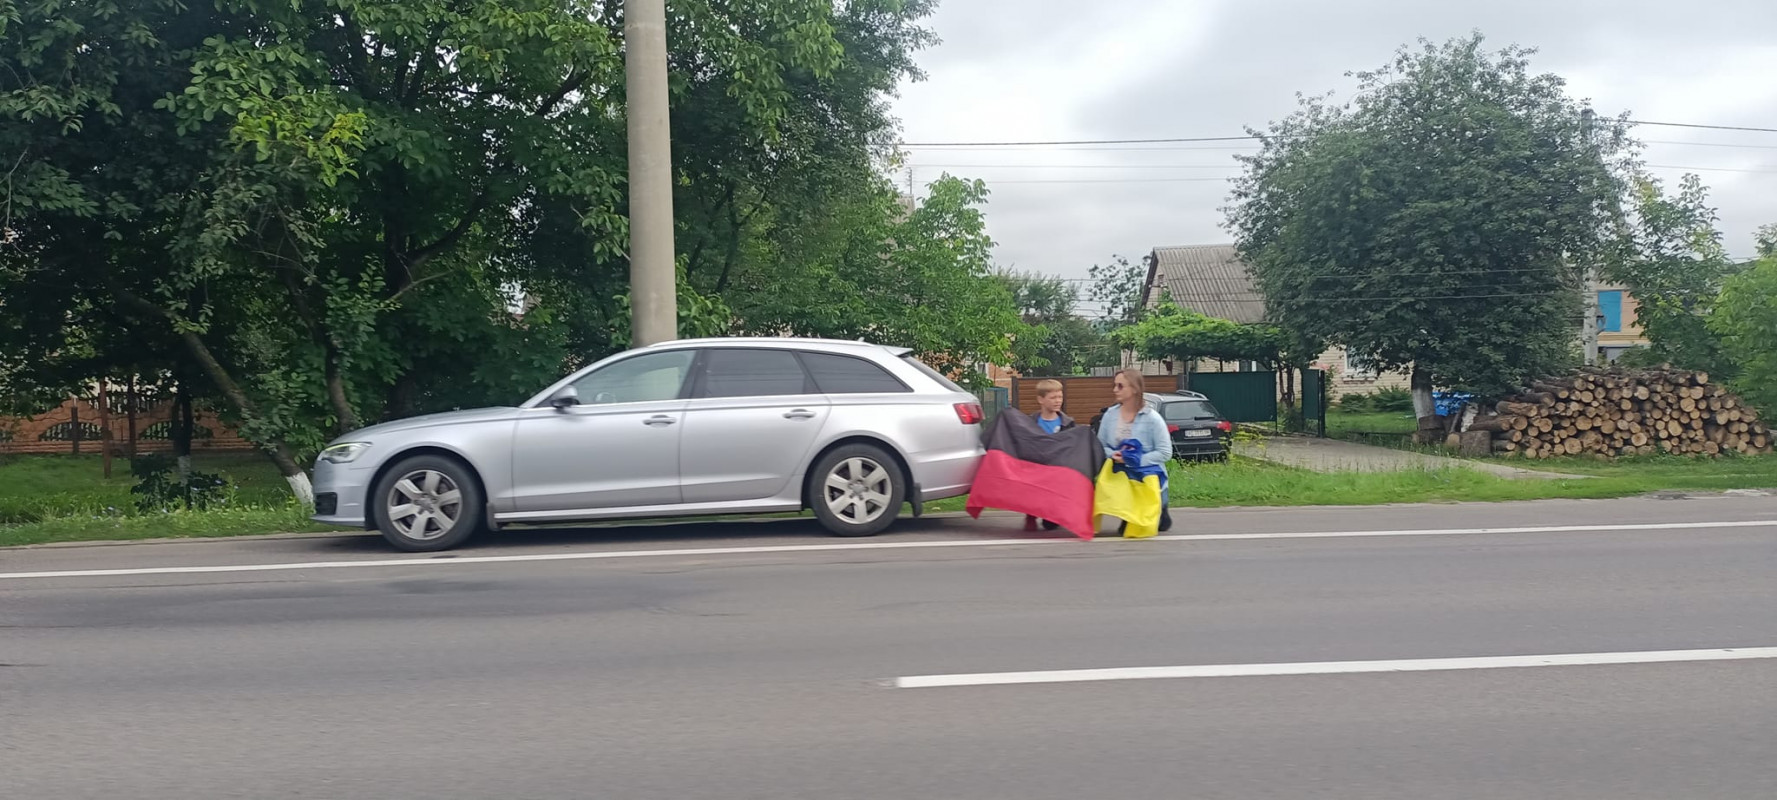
[{"left": 892, "top": 0, "right": 1777, "bottom": 307}]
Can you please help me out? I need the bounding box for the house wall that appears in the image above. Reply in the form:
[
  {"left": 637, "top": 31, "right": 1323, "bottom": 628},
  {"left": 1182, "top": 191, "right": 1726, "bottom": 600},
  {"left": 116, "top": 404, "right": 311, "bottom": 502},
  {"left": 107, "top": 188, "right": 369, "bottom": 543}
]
[
  {"left": 1310, "top": 345, "right": 1413, "bottom": 397},
  {"left": 1121, "top": 348, "right": 1409, "bottom": 401},
  {"left": 1596, "top": 282, "right": 1651, "bottom": 362}
]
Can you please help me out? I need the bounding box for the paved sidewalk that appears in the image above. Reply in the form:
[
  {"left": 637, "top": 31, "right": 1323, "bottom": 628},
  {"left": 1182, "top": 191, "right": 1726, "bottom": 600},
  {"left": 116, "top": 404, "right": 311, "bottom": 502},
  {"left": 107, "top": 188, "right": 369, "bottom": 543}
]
[{"left": 1235, "top": 436, "right": 1586, "bottom": 480}]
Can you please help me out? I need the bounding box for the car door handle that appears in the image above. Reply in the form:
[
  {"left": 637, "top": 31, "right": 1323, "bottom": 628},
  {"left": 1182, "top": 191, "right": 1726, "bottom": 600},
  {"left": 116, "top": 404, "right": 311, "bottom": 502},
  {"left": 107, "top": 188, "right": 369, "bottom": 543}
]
[
  {"left": 783, "top": 409, "right": 817, "bottom": 420},
  {"left": 643, "top": 415, "right": 676, "bottom": 426}
]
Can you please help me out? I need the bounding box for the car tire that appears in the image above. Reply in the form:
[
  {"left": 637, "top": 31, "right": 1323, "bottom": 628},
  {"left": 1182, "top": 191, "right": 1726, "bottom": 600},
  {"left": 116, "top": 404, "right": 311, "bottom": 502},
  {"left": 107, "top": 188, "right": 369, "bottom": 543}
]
[
  {"left": 370, "top": 455, "right": 486, "bottom": 552},
  {"left": 807, "top": 444, "right": 905, "bottom": 538}
]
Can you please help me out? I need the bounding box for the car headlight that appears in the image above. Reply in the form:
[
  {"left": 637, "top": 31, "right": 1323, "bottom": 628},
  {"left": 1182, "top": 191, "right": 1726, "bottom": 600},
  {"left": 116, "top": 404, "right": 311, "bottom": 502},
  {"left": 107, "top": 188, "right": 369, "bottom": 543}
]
[{"left": 318, "top": 442, "right": 372, "bottom": 464}]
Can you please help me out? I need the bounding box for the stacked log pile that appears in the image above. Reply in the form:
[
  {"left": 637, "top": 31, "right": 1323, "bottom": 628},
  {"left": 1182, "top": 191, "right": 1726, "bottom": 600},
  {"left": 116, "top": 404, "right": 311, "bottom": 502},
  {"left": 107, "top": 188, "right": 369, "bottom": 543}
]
[{"left": 1476, "top": 368, "right": 1771, "bottom": 459}]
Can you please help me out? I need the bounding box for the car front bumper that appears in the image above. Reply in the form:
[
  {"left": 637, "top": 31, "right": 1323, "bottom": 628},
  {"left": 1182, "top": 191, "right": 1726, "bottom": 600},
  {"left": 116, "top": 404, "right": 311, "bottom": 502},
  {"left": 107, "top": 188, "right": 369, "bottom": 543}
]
[{"left": 310, "top": 458, "right": 374, "bottom": 528}]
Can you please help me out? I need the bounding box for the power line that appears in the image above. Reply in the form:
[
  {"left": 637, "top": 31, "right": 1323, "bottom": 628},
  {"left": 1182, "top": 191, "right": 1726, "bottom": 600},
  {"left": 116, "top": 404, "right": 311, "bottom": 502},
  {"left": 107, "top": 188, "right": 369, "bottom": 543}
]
[
  {"left": 1048, "top": 265, "right": 1602, "bottom": 282},
  {"left": 899, "top": 135, "right": 1262, "bottom": 147},
  {"left": 1645, "top": 140, "right": 1777, "bottom": 150},
  {"left": 915, "top": 163, "right": 1237, "bottom": 170},
  {"left": 1645, "top": 164, "right": 1777, "bottom": 175},
  {"left": 972, "top": 178, "right": 1233, "bottom": 184},
  {"left": 916, "top": 162, "right": 1777, "bottom": 174},
  {"left": 1625, "top": 120, "right": 1777, "bottom": 134},
  {"left": 897, "top": 119, "right": 1777, "bottom": 149}
]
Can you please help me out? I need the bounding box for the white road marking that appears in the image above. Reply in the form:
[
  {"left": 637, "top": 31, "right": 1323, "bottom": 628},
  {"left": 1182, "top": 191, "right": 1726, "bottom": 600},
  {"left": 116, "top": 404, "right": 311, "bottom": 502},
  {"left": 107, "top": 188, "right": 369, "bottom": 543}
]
[
  {"left": 895, "top": 647, "right": 1777, "bottom": 688},
  {"left": 2, "top": 518, "right": 1774, "bottom": 581}
]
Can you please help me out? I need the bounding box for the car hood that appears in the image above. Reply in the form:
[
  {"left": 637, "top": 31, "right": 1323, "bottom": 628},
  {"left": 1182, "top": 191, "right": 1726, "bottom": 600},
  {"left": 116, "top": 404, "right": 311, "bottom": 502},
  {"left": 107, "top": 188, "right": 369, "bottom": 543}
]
[{"left": 336, "top": 407, "right": 521, "bottom": 442}]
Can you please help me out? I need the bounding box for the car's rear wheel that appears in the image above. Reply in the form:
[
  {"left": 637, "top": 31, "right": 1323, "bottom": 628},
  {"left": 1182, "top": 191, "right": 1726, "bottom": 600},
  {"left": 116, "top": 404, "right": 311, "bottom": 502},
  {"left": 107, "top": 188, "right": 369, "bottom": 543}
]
[
  {"left": 808, "top": 444, "right": 905, "bottom": 537},
  {"left": 371, "top": 455, "right": 485, "bottom": 552}
]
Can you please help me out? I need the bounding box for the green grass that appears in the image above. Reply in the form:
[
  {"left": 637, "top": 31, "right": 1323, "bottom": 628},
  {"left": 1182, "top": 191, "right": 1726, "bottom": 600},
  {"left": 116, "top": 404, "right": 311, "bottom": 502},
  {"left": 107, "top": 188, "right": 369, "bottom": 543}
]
[
  {"left": 1168, "top": 452, "right": 1777, "bottom": 508},
  {"left": 4, "top": 448, "right": 1774, "bottom": 548},
  {"left": 1326, "top": 408, "right": 1417, "bottom": 443},
  {"left": 0, "top": 453, "right": 325, "bottom": 547}
]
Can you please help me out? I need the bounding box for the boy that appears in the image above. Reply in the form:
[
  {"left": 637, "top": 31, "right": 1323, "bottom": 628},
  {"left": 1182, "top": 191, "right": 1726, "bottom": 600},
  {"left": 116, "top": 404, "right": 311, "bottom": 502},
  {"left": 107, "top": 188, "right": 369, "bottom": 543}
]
[{"left": 1025, "top": 379, "right": 1076, "bottom": 532}]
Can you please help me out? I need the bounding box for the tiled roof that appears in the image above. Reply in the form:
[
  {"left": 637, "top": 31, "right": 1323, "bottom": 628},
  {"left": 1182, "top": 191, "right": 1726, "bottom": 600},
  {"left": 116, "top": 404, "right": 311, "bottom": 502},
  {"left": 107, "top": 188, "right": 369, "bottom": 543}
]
[{"left": 1146, "top": 244, "right": 1266, "bottom": 324}]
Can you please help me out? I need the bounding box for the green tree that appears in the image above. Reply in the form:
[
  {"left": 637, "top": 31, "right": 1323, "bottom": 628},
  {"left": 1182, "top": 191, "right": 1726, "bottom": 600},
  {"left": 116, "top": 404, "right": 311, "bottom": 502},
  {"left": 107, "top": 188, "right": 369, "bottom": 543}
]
[
  {"left": 1226, "top": 34, "right": 1629, "bottom": 415},
  {"left": 1708, "top": 255, "right": 1777, "bottom": 415},
  {"left": 1116, "top": 302, "right": 1286, "bottom": 367},
  {"left": 2, "top": 0, "right": 932, "bottom": 501},
  {"left": 1607, "top": 173, "right": 1738, "bottom": 375},
  {"left": 1754, "top": 223, "right": 1777, "bottom": 260},
  {"left": 1003, "top": 274, "right": 1116, "bottom": 376},
  {"left": 1086, "top": 254, "right": 1147, "bottom": 329}
]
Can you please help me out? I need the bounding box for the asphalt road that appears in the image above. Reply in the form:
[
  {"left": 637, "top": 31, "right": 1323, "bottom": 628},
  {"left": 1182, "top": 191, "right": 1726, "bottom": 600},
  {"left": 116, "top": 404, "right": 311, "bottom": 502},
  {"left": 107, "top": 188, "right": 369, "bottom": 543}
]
[{"left": 4, "top": 496, "right": 1775, "bottom": 799}]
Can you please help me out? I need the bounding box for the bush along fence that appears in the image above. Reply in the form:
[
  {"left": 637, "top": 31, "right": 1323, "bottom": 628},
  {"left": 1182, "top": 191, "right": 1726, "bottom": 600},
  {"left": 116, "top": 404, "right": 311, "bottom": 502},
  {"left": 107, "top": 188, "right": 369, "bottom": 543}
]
[{"left": 1442, "top": 367, "right": 1771, "bottom": 459}]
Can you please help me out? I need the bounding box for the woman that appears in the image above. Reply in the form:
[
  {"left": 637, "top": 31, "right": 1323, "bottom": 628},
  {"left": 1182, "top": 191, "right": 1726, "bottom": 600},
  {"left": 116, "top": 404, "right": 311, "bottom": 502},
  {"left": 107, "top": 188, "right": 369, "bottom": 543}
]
[{"left": 1097, "top": 369, "right": 1174, "bottom": 533}]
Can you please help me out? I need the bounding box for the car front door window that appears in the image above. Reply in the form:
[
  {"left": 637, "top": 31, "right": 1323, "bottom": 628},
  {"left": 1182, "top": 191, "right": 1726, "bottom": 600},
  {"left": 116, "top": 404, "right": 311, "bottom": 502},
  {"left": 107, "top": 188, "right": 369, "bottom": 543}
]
[{"left": 571, "top": 351, "right": 696, "bottom": 405}]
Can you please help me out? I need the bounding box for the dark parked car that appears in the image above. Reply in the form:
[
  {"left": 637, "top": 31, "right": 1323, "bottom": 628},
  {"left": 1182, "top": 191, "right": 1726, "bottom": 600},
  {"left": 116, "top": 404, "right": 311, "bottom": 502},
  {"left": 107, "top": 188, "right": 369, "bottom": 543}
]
[{"left": 1089, "top": 392, "right": 1234, "bottom": 462}]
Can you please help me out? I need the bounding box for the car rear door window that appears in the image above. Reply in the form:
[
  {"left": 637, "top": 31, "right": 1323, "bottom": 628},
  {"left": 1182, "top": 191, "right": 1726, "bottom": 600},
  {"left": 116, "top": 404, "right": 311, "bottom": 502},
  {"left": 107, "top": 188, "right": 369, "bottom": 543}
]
[
  {"left": 1162, "top": 400, "right": 1222, "bottom": 422},
  {"left": 900, "top": 354, "right": 967, "bottom": 393},
  {"left": 696, "top": 349, "right": 814, "bottom": 398},
  {"left": 800, "top": 352, "right": 911, "bottom": 394}
]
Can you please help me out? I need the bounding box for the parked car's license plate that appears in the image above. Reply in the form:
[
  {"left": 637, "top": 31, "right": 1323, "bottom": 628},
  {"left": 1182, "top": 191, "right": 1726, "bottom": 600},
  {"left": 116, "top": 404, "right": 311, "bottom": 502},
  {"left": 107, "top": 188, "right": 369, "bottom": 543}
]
[{"left": 1184, "top": 429, "right": 1213, "bottom": 438}]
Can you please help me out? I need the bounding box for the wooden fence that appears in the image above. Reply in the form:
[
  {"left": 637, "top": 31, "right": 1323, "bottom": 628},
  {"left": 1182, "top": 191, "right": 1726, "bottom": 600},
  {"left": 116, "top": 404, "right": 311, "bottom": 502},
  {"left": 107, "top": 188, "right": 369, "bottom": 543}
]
[{"left": 1009, "top": 375, "right": 1183, "bottom": 419}]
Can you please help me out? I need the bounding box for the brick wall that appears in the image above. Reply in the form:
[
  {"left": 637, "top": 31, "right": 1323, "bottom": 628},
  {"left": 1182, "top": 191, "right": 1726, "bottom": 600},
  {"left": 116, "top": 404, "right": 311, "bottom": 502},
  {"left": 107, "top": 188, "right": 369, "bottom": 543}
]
[{"left": 0, "top": 397, "right": 255, "bottom": 456}]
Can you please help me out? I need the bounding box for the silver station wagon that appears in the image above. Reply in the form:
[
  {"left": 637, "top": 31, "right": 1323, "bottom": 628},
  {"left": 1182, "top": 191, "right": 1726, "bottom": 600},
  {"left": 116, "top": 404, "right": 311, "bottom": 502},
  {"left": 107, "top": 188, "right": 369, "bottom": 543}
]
[{"left": 311, "top": 338, "right": 987, "bottom": 551}]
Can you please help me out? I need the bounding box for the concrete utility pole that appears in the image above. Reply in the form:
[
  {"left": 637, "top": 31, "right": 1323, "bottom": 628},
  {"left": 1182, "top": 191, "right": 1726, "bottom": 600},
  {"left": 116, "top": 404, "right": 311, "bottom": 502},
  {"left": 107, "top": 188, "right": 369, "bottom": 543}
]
[
  {"left": 1580, "top": 108, "right": 1600, "bottom": 366},
  {"left": 625, "top": 0, "right": 677, "bottom": 347}
]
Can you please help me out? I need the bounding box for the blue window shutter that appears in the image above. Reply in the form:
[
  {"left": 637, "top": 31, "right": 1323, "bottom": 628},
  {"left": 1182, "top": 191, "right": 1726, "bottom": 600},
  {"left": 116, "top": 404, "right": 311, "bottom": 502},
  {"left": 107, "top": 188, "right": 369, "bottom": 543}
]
[{"left": 1598, "top": 291, "right": 1623, "bottom": 332}]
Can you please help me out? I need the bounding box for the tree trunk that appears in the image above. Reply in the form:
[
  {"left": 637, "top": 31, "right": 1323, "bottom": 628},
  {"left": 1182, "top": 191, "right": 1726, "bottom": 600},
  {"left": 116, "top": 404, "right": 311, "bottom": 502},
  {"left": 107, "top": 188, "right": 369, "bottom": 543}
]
[
  {"left": 387, "top": 373, "right": 417, "bottom": 421},
  {"left": 172, "top": 388, "right": 194, "bottom": 482},
  {"left": 99, "top": 383, "right": 112, "bottom": 478},
  {"left": 171, "top": 324, "right": 307, "bottom": 505},
  {"left": 324, "top": 347, "right": 359, "bottom": 435},
  {"left": 1280, "top": 366, "right": 1298, "bottom": 431},
  {"left": 1410, "top": 365, "right": 1435, "bottom": 420},
  {"left": 125, "top": 375, "right": 139, "bottom": 459},
  {"left": 115, "top": 289, "right": 312, "bottom": 507}
]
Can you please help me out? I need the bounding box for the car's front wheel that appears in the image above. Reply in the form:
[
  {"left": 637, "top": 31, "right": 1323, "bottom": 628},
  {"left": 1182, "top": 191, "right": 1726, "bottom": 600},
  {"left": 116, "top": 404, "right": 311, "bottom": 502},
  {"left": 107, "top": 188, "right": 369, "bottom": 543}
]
[
  {"left": 808, "top": 444, "right": 905, "bottom": 537},
  {"left": 370, "top": 455, "right": 485, "bottom": 552}
]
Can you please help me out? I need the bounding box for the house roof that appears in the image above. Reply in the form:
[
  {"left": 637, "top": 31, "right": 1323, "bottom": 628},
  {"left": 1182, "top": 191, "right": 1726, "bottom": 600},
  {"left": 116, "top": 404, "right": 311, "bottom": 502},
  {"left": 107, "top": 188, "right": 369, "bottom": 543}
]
[{"left": 1144, "top": 244, "right": 1266, "bottom": 324}]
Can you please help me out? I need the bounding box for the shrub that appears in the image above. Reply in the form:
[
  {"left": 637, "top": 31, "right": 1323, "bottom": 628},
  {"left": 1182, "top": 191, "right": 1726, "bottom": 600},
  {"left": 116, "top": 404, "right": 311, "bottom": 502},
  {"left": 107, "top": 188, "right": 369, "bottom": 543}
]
[
  {"left": 1339, "top": 392, "right": 1373, "bottom": 412},
  {"left": 129, "top": 454, "right": 232, "bottom": 513},
  {"left": 1371, "top": 387, "right": 1414, "bottom": 412}
]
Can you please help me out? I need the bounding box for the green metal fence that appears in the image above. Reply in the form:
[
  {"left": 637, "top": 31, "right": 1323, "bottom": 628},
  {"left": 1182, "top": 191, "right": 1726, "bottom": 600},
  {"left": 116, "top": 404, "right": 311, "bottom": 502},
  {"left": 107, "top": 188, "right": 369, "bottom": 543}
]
[
  {"left": 1188, "top": 371, "right": 1279, "bottom": 424},
  {"left": 975, "top": 386, "right": 1010, "bottom": 423}
]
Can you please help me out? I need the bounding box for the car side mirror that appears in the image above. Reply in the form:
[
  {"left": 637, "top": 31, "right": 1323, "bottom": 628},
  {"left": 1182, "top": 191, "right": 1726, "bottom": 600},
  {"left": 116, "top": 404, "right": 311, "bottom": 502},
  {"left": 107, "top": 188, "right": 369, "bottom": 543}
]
[{"left": 548, "top": 386, "right": 580, "bottom": 411}]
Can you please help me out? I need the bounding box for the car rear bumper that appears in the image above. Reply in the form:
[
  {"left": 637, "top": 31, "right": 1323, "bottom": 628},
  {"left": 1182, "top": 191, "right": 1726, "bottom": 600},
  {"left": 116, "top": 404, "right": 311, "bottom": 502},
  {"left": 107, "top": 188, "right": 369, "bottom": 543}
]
[
  {"left": 910, "top": 442, "right": 985, "bottom": 501},
  {"left": 310, "top": 459, "right": 372, "bottom": 528},
  {"left": 1171, "top": 435, "right": 1230, "bottom": 458}
]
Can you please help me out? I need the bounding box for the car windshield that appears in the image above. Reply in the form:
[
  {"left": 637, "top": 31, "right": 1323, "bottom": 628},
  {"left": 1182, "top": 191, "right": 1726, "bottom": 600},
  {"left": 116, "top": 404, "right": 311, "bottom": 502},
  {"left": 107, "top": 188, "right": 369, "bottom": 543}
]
[{"left": 1160, "top": 399, "right": 1222, "bottom": 422}]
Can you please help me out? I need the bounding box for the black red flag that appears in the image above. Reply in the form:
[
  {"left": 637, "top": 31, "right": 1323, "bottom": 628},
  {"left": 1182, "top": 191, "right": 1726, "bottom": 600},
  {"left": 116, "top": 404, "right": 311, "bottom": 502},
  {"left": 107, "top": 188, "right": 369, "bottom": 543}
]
[{"left": 965, "top": 409, "right": 1103, "bottom": 539}]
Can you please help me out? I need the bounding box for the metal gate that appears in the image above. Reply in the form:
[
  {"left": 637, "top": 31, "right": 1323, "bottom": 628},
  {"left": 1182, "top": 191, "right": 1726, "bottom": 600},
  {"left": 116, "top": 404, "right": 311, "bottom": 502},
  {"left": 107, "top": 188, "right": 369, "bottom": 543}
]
[
  {"left": 975, "top": 386, "right": 1010, "bottom": 423},
  {"left": 1301, "top": 368, "right": 1328, "bottom": 437},
  {"left": 1189, "top": 371, "right": 1278, "bottom": 424}
]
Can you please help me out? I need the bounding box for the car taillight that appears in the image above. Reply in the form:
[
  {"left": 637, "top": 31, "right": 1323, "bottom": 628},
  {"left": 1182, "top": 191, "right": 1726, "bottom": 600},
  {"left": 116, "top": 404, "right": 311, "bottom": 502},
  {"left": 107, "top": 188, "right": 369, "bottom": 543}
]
[
  {"left": 954, "top": 402, "right": 984, "bottom": 425},
  {"left": 1217, "top": 420, "right": 1234, "bottom": 433},
  {"left": 1167, "top": 424, "right": 1180, "bottom": 433}
]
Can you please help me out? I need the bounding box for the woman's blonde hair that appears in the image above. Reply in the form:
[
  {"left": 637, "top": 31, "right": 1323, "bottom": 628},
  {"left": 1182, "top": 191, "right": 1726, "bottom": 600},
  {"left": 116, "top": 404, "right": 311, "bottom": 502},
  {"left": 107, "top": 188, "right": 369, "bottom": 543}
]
[{"left": 1114, "top": 368, "right": 1146, "bottom": 412}]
